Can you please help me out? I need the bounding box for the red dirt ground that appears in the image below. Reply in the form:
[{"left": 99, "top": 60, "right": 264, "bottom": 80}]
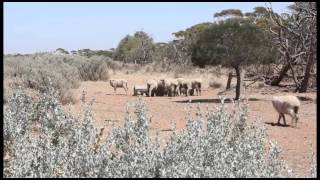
[{"left": 64, "top": 72, "right": 317, "bottom": 177}]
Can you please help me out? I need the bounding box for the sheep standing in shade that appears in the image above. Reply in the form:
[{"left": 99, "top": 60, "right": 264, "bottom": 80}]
[
  {"left": 109, "top": 79, "right": 128, "bottom": 95},
  {"left": 191, "top": 78, "right": 202, "bottom": 96},
  {"left": 147, "top": 79, "right": 158, "bottom": 97},
  {"left": 175, "top": 78, "right": 186, "bottom": 96},
  {"left": 176, "top": 78, "right": 192, "bottom": 96},
  {"left": 271, "top": 95, "right": 301, "bottom": 127},
  {"left": 161, "top": 78, "right": 179, "bottom": 97},
  {"left": 147, "top": 79, "right": 164, "bottom": 96}
]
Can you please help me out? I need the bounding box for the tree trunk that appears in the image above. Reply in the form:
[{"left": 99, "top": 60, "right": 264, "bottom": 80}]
[
  {"left": 235, "top": 66, "right": 241, "bottom": 100},
  {"left": 241, "top": 69, "right": 246, "bottom": 86},
  {"left": 299, "top": 62, "right": 312, "bottom": 92},
  {"left": 287, "top": 60, "right": 300, "bottom": 92},
  {"left": 282, "top": 50, "right": 300, "bottom": 92},
  {"left": 299, "top": 39, "right": 314, "bottom": 93},
  {"left": 226, "top": 72, "right": 233, "bottom": 90},
  {"left": 270, "top": 64, "right": 290, "bottom": 86}
]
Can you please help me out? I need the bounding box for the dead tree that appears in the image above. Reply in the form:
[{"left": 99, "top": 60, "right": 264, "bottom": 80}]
[
  {"left": 267, "top": 2, "right": 317, "bottom": 92},
  {"left": 226, "top": 71, "right": 233, "bottom": 90},
  {"left": 270, "top": 64, "right": 290, "bottom": 86}
]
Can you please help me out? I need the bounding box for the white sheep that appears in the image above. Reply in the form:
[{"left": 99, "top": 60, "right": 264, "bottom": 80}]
[
  {"left": 180, "top": 79, "right": 193, "bottom": 96},
  {"left": 271, "top": 95, "right": 301, "bottom": 127},
  {"left": 147, "top": 79, "right": 158, "bottom": 96},
  {"left": 175, "top": 78, "right": 185, "bottom": 96},
  {"left": 176, "top": 78, "right": 193, "bottom": 96},
  {"left": 109, "top": 79, "right": 128, "bottom": 95},
  {"left": 161, "top": 78, "right": 179, "bottom": 97},
  {"left": 190, "top": 78, "right": 202, "bottom": 96}
]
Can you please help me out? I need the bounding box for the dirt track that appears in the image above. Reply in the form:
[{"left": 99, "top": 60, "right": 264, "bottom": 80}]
[{"left": 65, "top": 72, "right": 317, "bottom": 177}]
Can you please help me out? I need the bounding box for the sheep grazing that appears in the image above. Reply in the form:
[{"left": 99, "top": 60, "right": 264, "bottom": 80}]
[
  {"left": 161, "top": 78, "right": 179, "bottom": 97},
  {"left": 177, "top": 78, "right": 193, "bottom": 96},
  {"left": 155, "top": 79, "right": 166, "bottom": 96},
  {"left": 109, "top": 79, "right": 128, "bottom": 95},
  {"left": 145, "top": 77, "right": 202, "bottom": 97},
  {"left": 176, "top": 78, "right": 186, "bottom": 96},
  {"left": 147, "top": 79, "right": 158, "bottom": 97},
  {"left": 271, "top": 95, "right": 301, "bottom": 127},
  {"left": 191, "top": 78, "right": 202, "bottom": 96}
]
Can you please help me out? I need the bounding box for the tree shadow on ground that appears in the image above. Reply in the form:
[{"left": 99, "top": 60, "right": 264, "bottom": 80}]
[
  {"left": 105, "top": 93, "right": 128, "bottom": 96},
  {"left": 173, "top": 97, "right": 260, "bottom": 104},
  {"left": 264, "top": 122, "right": 291, "bottom": 127}
]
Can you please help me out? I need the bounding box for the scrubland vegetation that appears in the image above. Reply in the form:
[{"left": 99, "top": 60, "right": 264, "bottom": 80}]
[
  {"left": 4, "top": 53, "right": 113, "bottom": 104},
  {"left": 3, "top": 2, "right": 316, "bottom": 178},
  {"left": 5, "top": 83, "right": 315, "bottom": 178}
]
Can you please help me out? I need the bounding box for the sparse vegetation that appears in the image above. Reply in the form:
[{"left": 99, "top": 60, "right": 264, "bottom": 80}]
[
  {"left": 4, "top": 53, "right": 81, "bottom": 104},
  {"left": 5, "top": 85, "right": 315, "bottom": 178},
  {"left": 3, "top": 53, "right": 115, "bottom": 104},
  {"left": 209, "top": 79, "right": 223, "bottom": 89},
  {"left": 73, "top": 55, "right": 110, "bottom": 81},
  {"left": 3, "top": 3, "right": 316, "bottom": 178}
]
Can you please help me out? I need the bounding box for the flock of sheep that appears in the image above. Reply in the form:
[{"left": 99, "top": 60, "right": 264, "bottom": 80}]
[
  {"left": 109, "top": 78, "right": 202, "bottom": 97},
  {"left": 109, "top": 78, "right": 301, "bottom": 128},
  {"left": 146, "top": 78, "right": 202, "bottom": 97}
]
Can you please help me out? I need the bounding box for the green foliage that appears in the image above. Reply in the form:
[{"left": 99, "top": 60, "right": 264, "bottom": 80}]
[
  {"left": 214, "top": 9, "right": 244, "bottom": 18},
  {"left": 173, "top": 22, "right": 212, "bottom": 41},
  {"left": 253, "top": 6, "right": 268, "bottom": 16},
  {"left": 171, "top": 22, "right": 212, "bottom": 65},
  {"left": 95, "top": 50, "right": 113, "bottom": 58},
  {"left": 152, "top": 41, "right": 192, "bottom": 66},
  {"left": 151, "top": 42, "right": 169, "bottom": 63},
  {"left": 71, "top": 55, "right": 110, "bottom": 81},
  {"left": 113, "top": 31, "right": 155, "bottom": 64},
  {"left": 56, "top": 48, "right": 69, "bottom": 54},
  {"left": 74, "top": 49, "right": 113, "bottom": 58},
  {"left": 192, "top": 18, "right": 276, "bottom": 68}
]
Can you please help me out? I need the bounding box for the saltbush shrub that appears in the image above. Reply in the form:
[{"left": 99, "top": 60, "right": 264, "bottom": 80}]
[
  {"left": 72, "top": 55, "right": 110, "bottom": 81},
  {"left": 3, "top": 53, "right": 114, "bottom": 104},
  {"left": 209, "top": 79, "right": 223, "bottom": 89},
  {"left": 4, "top": 85, "right": 315, "bottom": 178},
  {"left": 4, "top": 54, "right": 80, "bottom": 104}
]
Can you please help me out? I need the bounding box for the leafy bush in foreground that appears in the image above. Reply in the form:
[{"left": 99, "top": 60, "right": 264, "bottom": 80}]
[
  {"left": 4, "top": 86, "right": 101, "bottom": 177},
  {"left": 4, "top": 85, "right": 315, "bottom": 178}
]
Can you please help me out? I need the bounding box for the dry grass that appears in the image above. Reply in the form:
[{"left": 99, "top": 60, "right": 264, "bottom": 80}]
[
  {"left": 209, "top": 80, "right": 223, "bottom": 89},
  {"left": 60, "top": 90, "right": 79, "bottom": 105}
]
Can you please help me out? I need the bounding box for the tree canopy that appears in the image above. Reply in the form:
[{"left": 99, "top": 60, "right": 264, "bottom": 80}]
[
  {"left": 192, "top": 18, "right": 276, "bottom": 68},
  {"left": 113, "top": 31, "right": 155, "bottom": 64}
]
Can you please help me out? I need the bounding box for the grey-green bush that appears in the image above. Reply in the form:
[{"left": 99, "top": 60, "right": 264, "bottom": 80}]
[
  {"left": 73, "top": 55, "right": 110, "bottom": 81},
  {"left": 209, "top": 79, "right": 222, "bottom": 89},
  {"left": 4, "top": 85, "right": 315, "bottom": 178},
  {"left": 4, "top": 54, "right": 80, "bottom": 104},
  {"left": 4, "top": 53, "right": 113, "bottom": 104}
]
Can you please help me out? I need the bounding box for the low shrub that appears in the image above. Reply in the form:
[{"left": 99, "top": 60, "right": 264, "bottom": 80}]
[
  {"left": 60, "top": 89, "right": 79, "bottom": 105},
  {"left": 4, "top": 53, "right": 113, "bottom": 104},
  {"left": 72, "top": 55, "right": 110, "bottom": 81},
  {"left": 5, "top": 85, "right": 314, "bottom": 178},
  {"left": 173, "top": 72, "right": 181, "bottom": 78},
  {"left": 4, "top": 54, "right": 80, "bottom": 104},
  {"left": 209, "top": 79, "right": 223, "bottom": 89}
]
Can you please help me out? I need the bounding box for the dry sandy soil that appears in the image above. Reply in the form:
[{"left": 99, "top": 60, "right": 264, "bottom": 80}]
[{"left": 64, "top": 72, "right": 317, "bottom": 177}]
